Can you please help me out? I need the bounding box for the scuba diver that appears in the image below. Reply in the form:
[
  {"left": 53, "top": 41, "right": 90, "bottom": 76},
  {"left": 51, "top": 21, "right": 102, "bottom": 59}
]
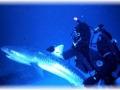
[{"left": 47, "top": 17, "right": 120, "bottom": 87}]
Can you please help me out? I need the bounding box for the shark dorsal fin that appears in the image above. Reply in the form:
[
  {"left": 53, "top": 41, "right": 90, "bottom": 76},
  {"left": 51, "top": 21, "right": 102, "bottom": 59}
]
[
  {"left": 52, "top": 44, "right": 64, "bottom": 59},
  {"left": 54, "top": 44, "right": 64, "bottom": 54}
]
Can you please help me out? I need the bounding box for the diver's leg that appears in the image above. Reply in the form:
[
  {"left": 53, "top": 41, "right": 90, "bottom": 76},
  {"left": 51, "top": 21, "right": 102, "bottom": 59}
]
[{"left": 83, "top": 73, "right": 101, "bottom": 86}]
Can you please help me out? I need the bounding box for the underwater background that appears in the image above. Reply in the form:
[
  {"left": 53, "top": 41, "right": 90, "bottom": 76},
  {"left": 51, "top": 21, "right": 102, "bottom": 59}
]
[{"left": 0, "top": 3, "right": 120, "bottom": 88}]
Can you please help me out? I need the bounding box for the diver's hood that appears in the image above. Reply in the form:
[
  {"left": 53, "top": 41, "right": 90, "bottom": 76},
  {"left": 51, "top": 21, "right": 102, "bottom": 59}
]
[
  {"left": 75, "top": 22, "right": 90, "bottom": 33},
  {"left": 71, "top": 23, "right": 82, "bottom": 42},
  {"left": 71, "top": 22, "right": 91, "bottom": 45}
]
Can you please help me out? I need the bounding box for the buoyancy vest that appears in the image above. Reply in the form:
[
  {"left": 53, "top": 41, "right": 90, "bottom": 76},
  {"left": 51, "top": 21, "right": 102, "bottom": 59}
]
[{"left": 89, "top": 29, "right": 120, "bottom": 78}]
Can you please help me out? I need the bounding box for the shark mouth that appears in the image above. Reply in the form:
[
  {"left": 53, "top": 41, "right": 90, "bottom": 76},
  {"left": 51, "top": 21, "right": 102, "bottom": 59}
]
[{"left": 1, "top": 48, "right": 12, "bottom": 58}]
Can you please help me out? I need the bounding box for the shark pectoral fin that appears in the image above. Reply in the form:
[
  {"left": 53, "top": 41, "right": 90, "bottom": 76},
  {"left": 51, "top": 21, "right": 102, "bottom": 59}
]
[{"left": 31, "top": 63, "right": 44, "bottom": 78}]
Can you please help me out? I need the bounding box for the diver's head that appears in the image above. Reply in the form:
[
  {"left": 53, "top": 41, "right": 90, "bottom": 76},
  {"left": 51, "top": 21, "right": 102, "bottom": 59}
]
[
  {"left": 71, "top": 17, "right": 82, "bottom": 43},
  {"left": 71, "top": 17, "right": 91, "bottom": 45}
]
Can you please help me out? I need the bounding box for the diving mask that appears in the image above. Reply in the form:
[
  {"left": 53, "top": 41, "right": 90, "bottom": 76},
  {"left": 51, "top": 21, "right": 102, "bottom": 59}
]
[{"left": 71, "top": 30, "right": 81, "bottom": 42}]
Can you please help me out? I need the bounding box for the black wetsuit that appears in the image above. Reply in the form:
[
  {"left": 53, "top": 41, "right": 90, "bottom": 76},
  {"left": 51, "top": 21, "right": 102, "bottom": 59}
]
[{"left": 63, "top": 22, "right": 93, "bottom": 73}]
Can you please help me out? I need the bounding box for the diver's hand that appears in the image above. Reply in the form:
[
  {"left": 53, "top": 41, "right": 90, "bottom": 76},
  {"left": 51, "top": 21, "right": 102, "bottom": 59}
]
[{"left": 46, "top": 46, "right": 54, "bottom": 52}]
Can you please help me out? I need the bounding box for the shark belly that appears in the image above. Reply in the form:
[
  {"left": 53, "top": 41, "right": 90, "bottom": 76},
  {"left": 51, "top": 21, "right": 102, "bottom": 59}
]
[{"left": 37, "top": 51, "right": 86, "bottom": 87}]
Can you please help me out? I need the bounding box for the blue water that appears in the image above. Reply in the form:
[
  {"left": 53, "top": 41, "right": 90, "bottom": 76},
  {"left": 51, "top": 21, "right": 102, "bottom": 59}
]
[{"left": 0, "top": 4, "right": 120, "bottom": 87}]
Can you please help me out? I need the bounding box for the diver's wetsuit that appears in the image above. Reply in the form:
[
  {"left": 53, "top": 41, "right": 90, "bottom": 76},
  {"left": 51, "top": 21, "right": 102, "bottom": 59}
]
[
  {"left": 62, "top": 22, "right": 119, "bottom": 86},
  {"left": 63, "top": 22, "right": 94, "bottom": 73}
]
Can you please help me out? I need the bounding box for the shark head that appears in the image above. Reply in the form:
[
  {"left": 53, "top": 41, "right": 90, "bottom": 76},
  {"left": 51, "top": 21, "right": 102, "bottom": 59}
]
[
  {"left": 1, "top": 46, "right": 37, "bottom": 65},
  {"left": 1, "top": 45, "right": 64, "bottom": 66}
]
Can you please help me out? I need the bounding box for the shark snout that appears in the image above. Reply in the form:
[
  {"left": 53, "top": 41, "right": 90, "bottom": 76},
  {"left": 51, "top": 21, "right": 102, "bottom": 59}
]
[
  {"left": 1, "top": 47, "right": 5, "bottom": 52},
  {"left": 1, "top": 46, "right": 10, "bottom": 54}
]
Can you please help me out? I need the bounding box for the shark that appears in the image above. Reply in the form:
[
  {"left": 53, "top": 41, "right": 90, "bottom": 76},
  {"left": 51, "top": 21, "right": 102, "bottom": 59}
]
[{"left": 1, "top": 45, "right": 86, "bottom": 87}]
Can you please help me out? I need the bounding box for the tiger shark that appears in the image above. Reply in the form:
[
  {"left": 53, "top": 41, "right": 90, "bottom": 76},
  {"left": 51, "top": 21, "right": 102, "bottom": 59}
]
[{"left": 1, "top": 45, "right": 86, "bottom": 87}]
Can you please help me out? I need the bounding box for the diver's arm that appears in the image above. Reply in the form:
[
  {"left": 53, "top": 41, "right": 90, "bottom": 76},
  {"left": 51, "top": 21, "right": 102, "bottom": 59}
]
[{"left": 62, "top": 47, "right": 77, "bottom": 60}]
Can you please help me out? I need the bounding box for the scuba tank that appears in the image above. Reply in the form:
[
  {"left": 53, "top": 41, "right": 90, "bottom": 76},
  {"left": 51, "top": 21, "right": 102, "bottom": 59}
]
[{"left": 88, "top": 23, "right": 120, "bottom": 85}]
